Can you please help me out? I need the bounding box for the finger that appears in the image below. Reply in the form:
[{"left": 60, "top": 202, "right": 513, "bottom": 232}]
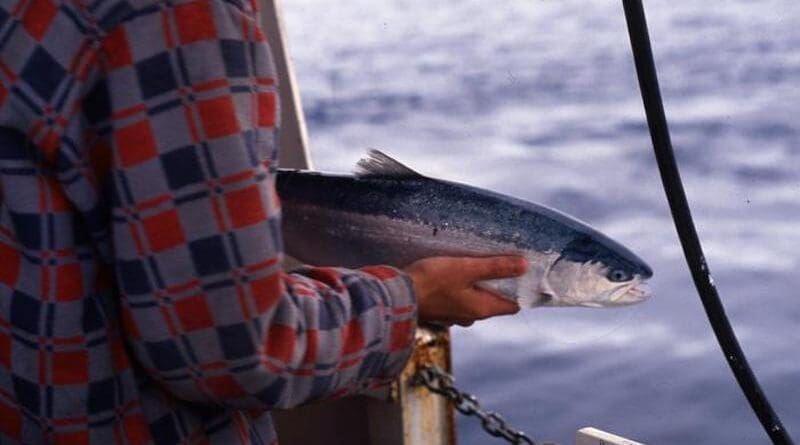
[
  {"left": 463, "top": 256, "right": 528, "bottom": 282},
  {"left": 465, "top": 288, "right": 521, "bottom": 317}
]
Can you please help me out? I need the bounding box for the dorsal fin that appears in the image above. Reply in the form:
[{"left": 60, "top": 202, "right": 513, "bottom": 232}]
[{"left": 354, "top": 149, "right": 423, "bottom": 178}]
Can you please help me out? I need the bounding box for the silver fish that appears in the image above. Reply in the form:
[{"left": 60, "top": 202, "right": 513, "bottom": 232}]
[{"left": 276, "top": 150, "right": 652, "bottom": 308}]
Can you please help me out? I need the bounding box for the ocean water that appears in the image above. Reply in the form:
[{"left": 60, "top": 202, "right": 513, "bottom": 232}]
[{"left": 282, "top": 1, "right": 800, "bottom": 443}]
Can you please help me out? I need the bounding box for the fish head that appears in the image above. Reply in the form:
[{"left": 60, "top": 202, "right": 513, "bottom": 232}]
[{"left": 541, "top": 234, "right": 653, "bottom": 307}]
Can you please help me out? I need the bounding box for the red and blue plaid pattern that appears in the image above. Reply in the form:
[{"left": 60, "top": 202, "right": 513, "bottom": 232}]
[{"left": 0, "top": 0, "right": 417, "bottom": 443}]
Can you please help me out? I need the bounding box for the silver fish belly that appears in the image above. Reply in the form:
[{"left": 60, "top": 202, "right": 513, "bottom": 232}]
[{"left": 276, "top": 151, "right": 652, "bottom": 308}]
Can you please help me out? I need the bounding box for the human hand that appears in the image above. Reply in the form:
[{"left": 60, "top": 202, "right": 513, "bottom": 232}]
[{"left": 404, "top": 256, "right": 527, "bottom": 327}]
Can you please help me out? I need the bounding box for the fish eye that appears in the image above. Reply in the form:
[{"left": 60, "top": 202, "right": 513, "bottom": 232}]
[{"left": 608, "top": 269, "right": 630, "bottom": 282}]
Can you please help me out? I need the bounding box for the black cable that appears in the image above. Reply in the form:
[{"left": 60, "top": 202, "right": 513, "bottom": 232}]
[{"left": 620, "top": 1, "right": 794, "bottom": 444}]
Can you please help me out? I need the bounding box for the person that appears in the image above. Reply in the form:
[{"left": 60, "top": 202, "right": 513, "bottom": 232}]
[{"left": 0, "top": 0, "right": 526, "bottom": 444}]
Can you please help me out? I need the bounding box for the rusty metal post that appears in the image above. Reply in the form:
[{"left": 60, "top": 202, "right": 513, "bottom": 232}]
[{"left": 398, "top": 327, "right": 457, "bottom": 445}]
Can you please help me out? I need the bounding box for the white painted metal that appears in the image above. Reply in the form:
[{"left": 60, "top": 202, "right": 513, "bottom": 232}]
[
  {"left": 576, "top": 427, "right": 646, "bottom": 445},
  {"left": 259, "top": 0, "right": 312, "bottom": 170}
]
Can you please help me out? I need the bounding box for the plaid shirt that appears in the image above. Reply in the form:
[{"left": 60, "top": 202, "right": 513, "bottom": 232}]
[{"left": 0, "top": 0, "right": 418, "bottom": 444}]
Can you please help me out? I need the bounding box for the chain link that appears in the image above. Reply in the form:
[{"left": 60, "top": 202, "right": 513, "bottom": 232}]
[{"left": 412, "top": 365, "right": 538, "bottom": 445}]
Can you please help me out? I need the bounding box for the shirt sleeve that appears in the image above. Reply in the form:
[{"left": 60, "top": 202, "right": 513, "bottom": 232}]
[{"left": 102, "top": 0, "right": 417, "bottom": 410}]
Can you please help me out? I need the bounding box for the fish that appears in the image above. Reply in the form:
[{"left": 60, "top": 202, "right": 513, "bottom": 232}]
[{"left": 276, "top": 150, "right": 652, "bottom": 308}]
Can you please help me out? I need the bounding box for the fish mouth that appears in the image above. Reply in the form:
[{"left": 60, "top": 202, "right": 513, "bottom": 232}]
[
  {"left": 607, "top": 277, "right": 652, "bottom": 306},
  {"left": 624, "top": 282, "right": 652, "bottom": 302}
]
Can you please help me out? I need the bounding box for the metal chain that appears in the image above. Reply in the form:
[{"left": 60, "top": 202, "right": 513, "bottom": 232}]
[{"left": 412, "top": 365, "right": 538, "bottom": 445}]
